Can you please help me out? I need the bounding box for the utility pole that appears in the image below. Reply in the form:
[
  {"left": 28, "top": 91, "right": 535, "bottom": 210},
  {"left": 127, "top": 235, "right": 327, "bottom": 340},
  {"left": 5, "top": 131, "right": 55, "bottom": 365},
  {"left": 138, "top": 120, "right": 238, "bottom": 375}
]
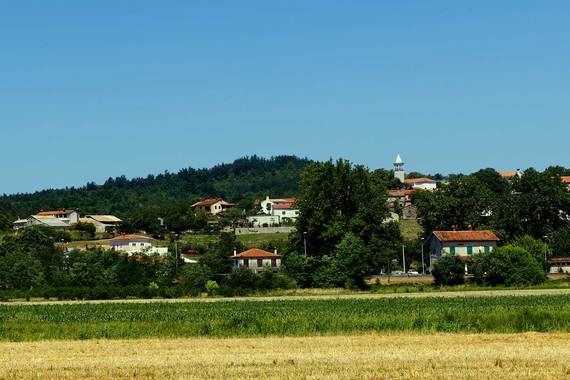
[
  {"left": 402, "top": 245, "right": 406, "bottom": 273},
  {"left": 174, "top": 233, "right": 179, "bottom": 275},
  {"left": 421, "top": 237, "right": 425, "bottom": 275},
  {"left": 303, "top": 231, "right": 308, "bottom": 256}
]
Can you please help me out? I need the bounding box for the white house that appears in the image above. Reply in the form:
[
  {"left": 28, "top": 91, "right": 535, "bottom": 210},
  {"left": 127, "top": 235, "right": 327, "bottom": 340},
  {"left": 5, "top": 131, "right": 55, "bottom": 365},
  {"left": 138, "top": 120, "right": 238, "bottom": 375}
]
[
  {"left": 260, "top": 196, "right": 297, "bottom": 215},
  {"left": 35, "top": 210, "right": 80, "bottom": 225},
  {"left": 271, "top": 203, "right": 300, "bottom": 220},
  {"left": 231, "top": 248, "right": 282, "bottom": 273},
  {"left": 404, "top": 177, "right": 437, "bottom": 191},
  {"left": 109, "top": 234, "right": 168, "bottom": 256},
  {"left": 191, "top": 198, "right": 235, "bottom": 215}
]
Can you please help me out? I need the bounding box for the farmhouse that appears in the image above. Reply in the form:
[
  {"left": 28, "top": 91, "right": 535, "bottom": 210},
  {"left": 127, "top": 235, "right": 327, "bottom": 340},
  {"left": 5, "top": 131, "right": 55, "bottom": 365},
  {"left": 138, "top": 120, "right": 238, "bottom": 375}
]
[
  {"left": 231, "top": 248, "right": 281, "bottom": 273},
  {"left": 35, "top": 210, "right": 80, "bottom": 225},
  {"left": 28, "top": 215, "right": 71, "bottom": 229},
  {"left": 109, "top": 234, "right": 168, "bottom": 256},
  {"left": 191, "top": 198, "right": 235, "bottom": 215},
  {"left": 80, "top": 215, "right": 122, "bottom": 233},
  {"left": 429, "top": 230, "right": 500, "bottom": 258},
  {"left": 260, "top": 196, "right": 297, "bottom": 214}
]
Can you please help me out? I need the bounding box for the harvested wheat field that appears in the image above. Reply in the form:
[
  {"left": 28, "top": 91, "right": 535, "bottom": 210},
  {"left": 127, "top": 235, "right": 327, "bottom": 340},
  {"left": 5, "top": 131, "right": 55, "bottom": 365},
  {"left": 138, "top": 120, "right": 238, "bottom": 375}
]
[{"left": 1, "top": 333, "right": 569, "bottom": 379}]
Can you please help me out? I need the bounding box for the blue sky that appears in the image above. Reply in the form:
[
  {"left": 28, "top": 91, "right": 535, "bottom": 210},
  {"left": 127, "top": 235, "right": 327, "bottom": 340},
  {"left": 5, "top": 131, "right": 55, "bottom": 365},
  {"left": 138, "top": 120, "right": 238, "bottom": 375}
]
[{"left": 1, "top": 1, "right": 569, "bottom": 194}]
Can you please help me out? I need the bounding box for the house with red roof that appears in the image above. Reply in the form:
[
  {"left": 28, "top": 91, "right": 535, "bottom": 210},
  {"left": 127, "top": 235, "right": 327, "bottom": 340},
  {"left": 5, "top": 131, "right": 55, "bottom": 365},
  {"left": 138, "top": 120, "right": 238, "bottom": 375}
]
[
  {"left": 561, "top": 176, "right": 570, "bottom": 190},
  {"left": 429, "top": 229, "right": 500, "bottom": 271},
  {"left": 231, "top": 248, "right": 282, "bottom": 273},
  {"left": 429, "top": 229, "right": 500, "bottom": 259},
  {"left": 191, "top": 198, "right": 235, "bottom": 216},
  {"left": 109, "top": 234, "right": 168, "bottom": 256},
  {"left": 258, "top": 196, "right": 300, "bottom": 222},
  {"left": 404, "top": 177, "right": 437, "bottom": 191}
]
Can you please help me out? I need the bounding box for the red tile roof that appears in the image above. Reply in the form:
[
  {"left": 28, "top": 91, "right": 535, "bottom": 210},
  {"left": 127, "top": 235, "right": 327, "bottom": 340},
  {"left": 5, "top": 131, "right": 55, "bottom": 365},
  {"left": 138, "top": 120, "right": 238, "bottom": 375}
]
[
  {"left": 500, "top": 171, "right": 517, "bottom": 178},
  {"left": 404, "top": 177, "right": 435, "bottom": 184},
  {"left": 191, "top": 198, "right": 235, "bottom": 207},
  {"left": 269, "top": 197, "right": 297, "bottom": 203},
  {"left": 36, "top": 210, "right": 75, "bottom": 216},
  {"left": 432, "top": 230, "right": 500, "bottom": 242},
  {"left": 231, "top": 248, "right": 281, "bottom": 258},
  {"left": 561, "top": 176, "right": 570, "bottom": 184},
  {"left": 388, "top": 189, "right": 414, "bottom": 196},
  {"left": 110, "top": 234, "right": 154, "bottom": 241},
  {"left": 272, "top": 203, "right": 298, "bottom": 210}
]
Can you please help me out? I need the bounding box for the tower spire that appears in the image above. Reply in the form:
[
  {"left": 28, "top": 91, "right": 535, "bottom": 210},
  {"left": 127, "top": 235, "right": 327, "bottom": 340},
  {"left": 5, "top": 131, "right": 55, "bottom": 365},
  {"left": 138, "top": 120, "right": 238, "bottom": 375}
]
[{"left": 394, "top": 154, "right": 405, "bottom": 183}]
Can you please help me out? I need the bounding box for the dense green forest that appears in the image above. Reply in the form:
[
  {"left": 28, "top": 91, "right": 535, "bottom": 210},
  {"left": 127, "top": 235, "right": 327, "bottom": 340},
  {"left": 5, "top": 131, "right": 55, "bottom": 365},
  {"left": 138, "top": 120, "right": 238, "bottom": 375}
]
[{"left": 0, "top": 155, "right": 311, "bottom": 220}]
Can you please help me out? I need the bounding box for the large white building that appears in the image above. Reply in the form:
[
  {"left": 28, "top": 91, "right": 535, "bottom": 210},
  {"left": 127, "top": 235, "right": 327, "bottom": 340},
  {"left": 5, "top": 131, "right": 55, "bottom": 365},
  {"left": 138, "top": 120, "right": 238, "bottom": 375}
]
[{"left": 404, "top": 177, "right": 437, "bottom": 191}]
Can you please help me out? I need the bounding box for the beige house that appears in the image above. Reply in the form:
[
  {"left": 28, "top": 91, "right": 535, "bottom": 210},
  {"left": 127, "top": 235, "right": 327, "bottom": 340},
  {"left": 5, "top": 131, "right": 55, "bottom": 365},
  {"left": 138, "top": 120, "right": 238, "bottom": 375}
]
[
  {"left": 35, "top": 210, "right": 80, "bottom": 225},
  {"left": 231, "top": 248, "right": 282, "bottom": 273},
  {"left": 80, "top": 215, "right": 122, "bottom": 233},
  {"left": 191, "top": 198, "right": 235, "bottom": 215}
]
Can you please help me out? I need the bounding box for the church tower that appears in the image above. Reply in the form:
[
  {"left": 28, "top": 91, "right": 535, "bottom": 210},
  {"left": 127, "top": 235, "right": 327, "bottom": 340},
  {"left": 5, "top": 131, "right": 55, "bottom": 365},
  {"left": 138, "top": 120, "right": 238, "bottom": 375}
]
[{"left": 394, "top": 154, "right": 405, "bottom": 183}]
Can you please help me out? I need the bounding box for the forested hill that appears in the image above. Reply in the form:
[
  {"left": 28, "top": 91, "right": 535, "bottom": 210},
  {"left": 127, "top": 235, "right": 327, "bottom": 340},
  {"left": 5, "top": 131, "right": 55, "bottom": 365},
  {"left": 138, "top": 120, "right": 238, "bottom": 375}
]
[{"left": 0, "top": 155, "right": 311, "bottom": 219}]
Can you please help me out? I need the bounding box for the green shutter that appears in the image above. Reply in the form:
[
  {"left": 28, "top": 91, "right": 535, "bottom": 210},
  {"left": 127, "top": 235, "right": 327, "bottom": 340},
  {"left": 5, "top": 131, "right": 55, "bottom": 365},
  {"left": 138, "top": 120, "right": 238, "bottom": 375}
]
[
  {"left": 484, "top": 245, "right": 490, "bottom": 254},
  {"left": 467, "top": 246, "right": 473, "bottom": 256},
  {"left": 450, "top": 246, "right": 456, "bottom": 256}
]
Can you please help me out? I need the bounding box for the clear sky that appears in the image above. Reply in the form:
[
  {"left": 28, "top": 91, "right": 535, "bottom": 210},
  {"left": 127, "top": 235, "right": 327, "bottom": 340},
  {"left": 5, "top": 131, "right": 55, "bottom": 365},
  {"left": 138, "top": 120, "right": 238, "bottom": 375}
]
[{"left": 1, "top": 1, "right": 569, "bottom": 194}]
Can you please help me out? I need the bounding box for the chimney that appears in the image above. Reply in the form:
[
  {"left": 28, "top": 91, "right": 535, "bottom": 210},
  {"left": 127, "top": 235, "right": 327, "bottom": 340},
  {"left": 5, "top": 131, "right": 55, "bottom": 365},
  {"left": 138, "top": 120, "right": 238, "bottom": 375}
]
[
  {"left": 467, "top": 224, "right": 473, "bottom": 231},
  {"left": 451, "top": 225, "right": 456, "bottom": 231},
  {"left": 233, "top": 249, "right": 237, "bottom": 256},
  {"left": 274, "top": 248, "right": 278, "bottom": 254}
]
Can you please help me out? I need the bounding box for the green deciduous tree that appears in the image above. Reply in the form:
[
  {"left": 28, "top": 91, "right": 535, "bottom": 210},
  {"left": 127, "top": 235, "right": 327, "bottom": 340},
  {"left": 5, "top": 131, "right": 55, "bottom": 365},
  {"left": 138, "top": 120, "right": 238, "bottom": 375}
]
[{"left": 432, "top": 255, "right": 465, "bottom": 286}]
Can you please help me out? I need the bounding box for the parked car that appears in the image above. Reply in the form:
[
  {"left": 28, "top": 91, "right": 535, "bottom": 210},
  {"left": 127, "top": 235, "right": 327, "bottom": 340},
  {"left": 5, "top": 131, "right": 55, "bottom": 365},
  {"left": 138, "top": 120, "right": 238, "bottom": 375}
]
[
  {"left": 407, "top": 269, "right": 420, "bottom": 276},
  {"left": 391, "top": 270, "right": 404, "bottom": 275}
]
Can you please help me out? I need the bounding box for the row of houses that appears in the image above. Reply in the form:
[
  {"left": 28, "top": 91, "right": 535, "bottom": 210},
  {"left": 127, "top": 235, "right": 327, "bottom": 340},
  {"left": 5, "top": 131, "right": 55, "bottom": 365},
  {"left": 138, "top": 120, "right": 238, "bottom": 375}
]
[
  {"left": 13, "top": 209, "right": 122, "bottom": 233},
  {"left": 190, "top": 196, "right": 301, "bottom": 227}
]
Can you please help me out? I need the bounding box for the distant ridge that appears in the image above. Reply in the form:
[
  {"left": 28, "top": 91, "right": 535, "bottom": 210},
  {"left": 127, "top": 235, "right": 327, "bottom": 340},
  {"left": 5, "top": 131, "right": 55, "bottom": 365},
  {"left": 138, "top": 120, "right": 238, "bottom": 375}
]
[{"left": 0, "top": 155, "right": 312, "bottom": 219}]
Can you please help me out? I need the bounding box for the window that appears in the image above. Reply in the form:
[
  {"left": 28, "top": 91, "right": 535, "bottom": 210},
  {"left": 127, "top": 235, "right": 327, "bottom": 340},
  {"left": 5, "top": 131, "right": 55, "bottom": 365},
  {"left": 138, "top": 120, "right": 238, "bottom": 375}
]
[
  {"left": 467, "top": 246, "right": 473, "bottom": 256},
  {"left": 282, "top": 211, "right": 286, "bottom": 215},
  {"left": 257, "top": 259, "right": 263, "bottom": 267},
  {"left": 271, "top": 258, "right": 277, "bottom": 267},
  {"left": 243, "top": 259, "right": 249, "bottom": 267}
]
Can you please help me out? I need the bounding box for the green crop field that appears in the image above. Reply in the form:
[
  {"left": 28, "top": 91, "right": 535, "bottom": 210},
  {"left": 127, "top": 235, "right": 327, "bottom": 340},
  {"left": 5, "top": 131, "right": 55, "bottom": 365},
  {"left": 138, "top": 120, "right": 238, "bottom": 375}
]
[{"left": 1, "top": 294, "right": 569, "bottom": 341}]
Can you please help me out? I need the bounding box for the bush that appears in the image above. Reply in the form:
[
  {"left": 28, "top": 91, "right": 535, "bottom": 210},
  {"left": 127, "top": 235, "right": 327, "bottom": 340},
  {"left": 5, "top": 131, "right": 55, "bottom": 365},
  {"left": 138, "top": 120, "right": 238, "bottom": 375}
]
[
  {"left": 205, "top": 280, "right": 219, "bottom": 296},
  {"left": 473, "top": 246, "right": 546, "bottom": 286},
  {"left": 432, "top": 255, "right": 465, "bottom": 286}
]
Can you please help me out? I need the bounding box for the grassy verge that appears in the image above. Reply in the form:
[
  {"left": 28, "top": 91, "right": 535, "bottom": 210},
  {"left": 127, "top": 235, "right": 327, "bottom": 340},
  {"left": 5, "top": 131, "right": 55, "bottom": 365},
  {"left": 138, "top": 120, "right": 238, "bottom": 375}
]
[{"left": 1, "top": 294, "right": 569, "bottom": 341}]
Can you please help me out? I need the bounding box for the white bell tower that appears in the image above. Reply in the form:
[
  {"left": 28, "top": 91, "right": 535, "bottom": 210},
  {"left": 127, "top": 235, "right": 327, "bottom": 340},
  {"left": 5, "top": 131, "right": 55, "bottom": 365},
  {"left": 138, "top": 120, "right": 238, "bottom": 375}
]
[{"left": 394, "top": 154, "right": 405, "bottom": 183}]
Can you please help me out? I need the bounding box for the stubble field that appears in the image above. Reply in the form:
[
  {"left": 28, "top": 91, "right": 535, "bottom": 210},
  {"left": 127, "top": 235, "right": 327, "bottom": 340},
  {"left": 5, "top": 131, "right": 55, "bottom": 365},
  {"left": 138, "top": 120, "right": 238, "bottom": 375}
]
[{"left": 0, "top": 333, "right": 569, "bottom": 379}]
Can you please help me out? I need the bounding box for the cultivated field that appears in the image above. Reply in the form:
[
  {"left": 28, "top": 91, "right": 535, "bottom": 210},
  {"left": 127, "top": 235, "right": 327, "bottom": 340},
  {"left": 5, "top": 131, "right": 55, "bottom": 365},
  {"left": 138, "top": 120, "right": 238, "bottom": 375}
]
[
  {"left": 0, "top": 333, "right": 568, "bottom": 379},
  {"left": 1, "top": 292, "right": 569, "bottom": 341}
]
